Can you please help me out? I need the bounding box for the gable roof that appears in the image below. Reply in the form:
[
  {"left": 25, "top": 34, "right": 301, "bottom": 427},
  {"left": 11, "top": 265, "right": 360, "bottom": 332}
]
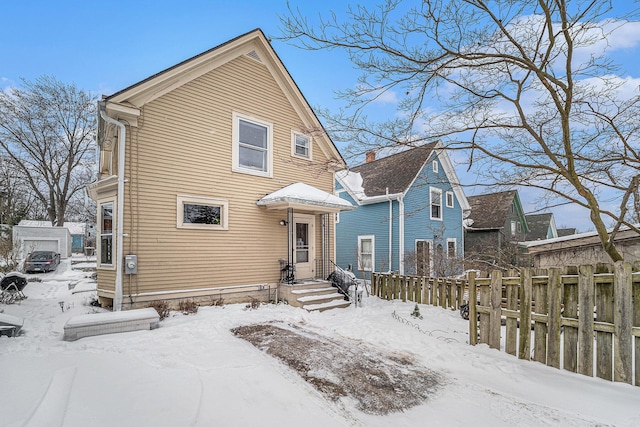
[
  {"left": 336, "top": 142, "right": 470, "bottom": 210},
  {"left": 350, "top": 143, "right": 438, "bottom": 197},
  {"left": 17, "top": 220, "right": 86, "bottom": 235},
  {"left": 467, "top": 190, "right": 524, "bottom": 230},
  {"left": 101, "top": 28, "right": 345, "bottom": 167},
  {"left": 524, "top": 213, "right": 558, "bottom": 241}
]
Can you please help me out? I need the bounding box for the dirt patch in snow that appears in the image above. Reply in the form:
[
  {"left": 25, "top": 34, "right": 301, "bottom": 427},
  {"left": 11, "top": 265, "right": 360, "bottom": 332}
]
[{"left": 231, "top": 322, "right": 442, "bottom": 415}]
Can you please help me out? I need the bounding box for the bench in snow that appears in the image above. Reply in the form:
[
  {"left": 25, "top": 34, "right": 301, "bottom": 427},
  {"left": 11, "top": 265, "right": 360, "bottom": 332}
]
[
  {"left": 63, "top": 308, "right": 160, "bottom": 341},
  {"left": 0, "top": 313, "right": 24, "bottom": 337}
]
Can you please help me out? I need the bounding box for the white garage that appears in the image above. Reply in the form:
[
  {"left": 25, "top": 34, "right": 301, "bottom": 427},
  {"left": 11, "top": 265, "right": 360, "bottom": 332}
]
[{"left": 12, "top": 225, "right": 72, "bottom": 259}]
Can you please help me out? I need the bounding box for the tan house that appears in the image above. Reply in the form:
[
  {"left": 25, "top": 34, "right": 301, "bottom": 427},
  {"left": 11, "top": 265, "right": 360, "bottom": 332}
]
[{"left": 87, "top": 29, "right": 354, "bottom": 311}]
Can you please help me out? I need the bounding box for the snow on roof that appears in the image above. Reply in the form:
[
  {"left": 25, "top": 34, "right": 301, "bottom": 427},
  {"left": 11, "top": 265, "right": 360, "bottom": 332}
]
[
  {"left": 257, "top": 182, "right": 354, "bottom": 211},
  {"left": 17, "top": 220, "right": 86, "bottom": 235},
  {"left": 336, "top": 169, "right": 367, "bottom": 199},
  {"left": 520, "top": 223, "right": 640, "bottom": 248}
]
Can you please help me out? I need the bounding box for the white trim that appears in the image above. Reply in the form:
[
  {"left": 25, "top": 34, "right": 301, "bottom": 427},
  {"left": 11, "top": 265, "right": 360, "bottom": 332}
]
[
  {"left": 446, "top": 191, "right": 454, "bottom": 208},
  {"left": 177, "top": 195, "right": 229, "bottom": 230},
  {"left": 291, "top": 130, "right": 312, "bottom": 160},
  {"left": 232, "top": 112, "right": 273, "bottom": 178},
  {"left": 358, "top": 235, "right": 375, "bottom": 272},
  {"left": 97, "top": 198, "right": 116, "bottom": 270},
  {"left": 446, "top": 238, "right": 457, "bottom": 259},
  {"left": 430, "top": 187, "right": 443, "bottom": 221}
]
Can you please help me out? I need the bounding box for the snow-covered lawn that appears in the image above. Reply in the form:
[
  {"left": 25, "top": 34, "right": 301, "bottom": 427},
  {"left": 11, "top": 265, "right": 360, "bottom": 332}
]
[{"left": 1, "top": 256, "right": 639, "bottom": 426}]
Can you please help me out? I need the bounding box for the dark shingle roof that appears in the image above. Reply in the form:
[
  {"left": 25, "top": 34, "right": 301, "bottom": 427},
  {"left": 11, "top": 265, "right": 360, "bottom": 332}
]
[
  {"left": 350, "top": 143, "right": 438, "bottom": 197},
  {"left": 557, "top": 228, "right": 576, "bottom": 237},
  {"left": 467, "top": 190, "right": 517, "bottom": 229},
  {"left": 524, "top": 213, "right": 553, "bottom": 241}
]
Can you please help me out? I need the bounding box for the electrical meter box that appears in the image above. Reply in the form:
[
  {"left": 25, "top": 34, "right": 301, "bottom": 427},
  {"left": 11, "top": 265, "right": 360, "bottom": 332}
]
[{"left": 125, "top": 254, "right": 138, "bottom": 274}]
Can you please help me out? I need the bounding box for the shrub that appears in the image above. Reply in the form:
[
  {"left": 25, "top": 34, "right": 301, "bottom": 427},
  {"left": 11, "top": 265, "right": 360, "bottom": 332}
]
[
  {"left": 148, "top": 300, "right": 170, "bottom": 320},
  {"left": 178, "top": 299, "right": 198, "bottom": 315}
]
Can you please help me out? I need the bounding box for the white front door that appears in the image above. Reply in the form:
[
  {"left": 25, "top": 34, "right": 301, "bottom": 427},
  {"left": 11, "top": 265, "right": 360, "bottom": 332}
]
[{"left": 294, "top": 214, "right": 315, "bottom": 279}]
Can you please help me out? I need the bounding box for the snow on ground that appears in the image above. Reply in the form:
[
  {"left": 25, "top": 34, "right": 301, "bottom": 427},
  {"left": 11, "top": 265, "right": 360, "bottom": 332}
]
[{"left": 1, "top": 256, "right": 639, "bottom": 426}]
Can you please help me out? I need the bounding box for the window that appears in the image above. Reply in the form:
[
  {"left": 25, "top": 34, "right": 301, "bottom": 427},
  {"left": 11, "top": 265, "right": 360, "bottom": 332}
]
[
  {"left": 430, "top": 188, "right": 442, "bottom": 220},
  {"left": 432, "top": 160, "right": 438, "bottom": 173},
  {"left": 358, "top": 235, "right": 375, "bottom": 272},
  {"left": 511, "top": 221, "right": 517, "bottom": 237},
  {"left": 335, "top": 212, "right": 340, "bottom": 224},
  {"left": 233, "top": 113, "right": 272, "bottom": 177},
  {"left": 100, "top": 202, "right": 113, "bottom": 266},
  {"left": 446, "top": 191, "right": 454, "bottom": 208},
  {"left": 177, "top": 195, "right": 228, "bottom": 230},
  {"left": 447, "top": 238, "right": 457, "bottom": 259},
  {"left": 292, "top": 132, "right": 311, "bottom": 159}
]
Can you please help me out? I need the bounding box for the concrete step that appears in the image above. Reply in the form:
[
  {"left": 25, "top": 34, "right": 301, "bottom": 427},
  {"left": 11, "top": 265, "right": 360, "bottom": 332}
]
[{"left": 303, "top": 298, "right": 352, "bottom": 312}]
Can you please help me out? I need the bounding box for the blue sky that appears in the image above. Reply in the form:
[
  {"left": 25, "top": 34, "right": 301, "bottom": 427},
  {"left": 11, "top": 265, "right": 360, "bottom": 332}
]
[{"left": 2, "top": 1, "right": 639, "bottom": 232}]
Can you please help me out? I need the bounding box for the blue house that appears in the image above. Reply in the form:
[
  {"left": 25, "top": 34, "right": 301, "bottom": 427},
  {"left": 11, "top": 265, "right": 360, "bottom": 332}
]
[{"left": 335, "top": 142, "right": 470, "bottom": 278}]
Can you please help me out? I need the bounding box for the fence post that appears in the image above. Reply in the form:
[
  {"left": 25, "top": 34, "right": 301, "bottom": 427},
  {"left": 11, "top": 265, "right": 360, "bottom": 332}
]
[
  {"left": 489, "top": 270, "right": 502, "bottom": 350},
  {"left": 613, "top": 261, "right": 633, "bottom": 384},
  {"left": 634, "top": 261, "right": 640, "bottom": 387},
  {"left": 468, "top": 271, "right": 478, "bottom": 346},
  {"left": 519, "top": 268, "right": 532, "bottom": 360},
  {"left": 578, "top": 264, "right": 594, "bottom": 376},
  {"left": 547, "top": 268, "right": 562, "bottom": 369},
  {"left": 533, "top": 268, "right": 549, "bottom": 364}
]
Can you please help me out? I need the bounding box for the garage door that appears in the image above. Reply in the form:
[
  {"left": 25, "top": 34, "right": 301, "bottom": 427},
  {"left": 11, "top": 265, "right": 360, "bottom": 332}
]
[{"left": 23, "top": 240, "right": 59, "bottom": 254}]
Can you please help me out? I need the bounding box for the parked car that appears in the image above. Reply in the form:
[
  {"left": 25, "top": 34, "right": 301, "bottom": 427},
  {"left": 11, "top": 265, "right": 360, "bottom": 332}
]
[{"left": 23, "top": 251, "right": 60, "bottom": 273}]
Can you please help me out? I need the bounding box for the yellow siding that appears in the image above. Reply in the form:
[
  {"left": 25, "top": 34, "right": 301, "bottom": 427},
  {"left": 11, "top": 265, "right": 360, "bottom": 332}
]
[{"left": 109, "top": 55, "right": 336, "bottom": 299}]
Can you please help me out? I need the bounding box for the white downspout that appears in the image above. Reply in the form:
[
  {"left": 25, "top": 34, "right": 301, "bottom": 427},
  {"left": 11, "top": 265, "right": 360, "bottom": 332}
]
[
  {"left": 100, "top": 109, "right": 125, "bottom": 311},
  {"left": 399, "top": 196, "right": 405, "bottom": 275},
  {"left": 385, "top": 188, "right": 393, "bottom": 273}
]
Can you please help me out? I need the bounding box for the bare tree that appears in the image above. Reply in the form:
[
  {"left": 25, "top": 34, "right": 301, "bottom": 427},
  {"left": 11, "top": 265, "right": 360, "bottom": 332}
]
[
  {"left": 0, "top": 76, "right": 96, "bottom": 226},
  {"left": 280, "top": 0, "right": 640, "bottom": 261}
]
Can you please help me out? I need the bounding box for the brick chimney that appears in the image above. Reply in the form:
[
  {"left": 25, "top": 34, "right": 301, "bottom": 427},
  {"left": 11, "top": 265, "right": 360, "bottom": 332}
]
[{"left": 365, "top": 151, "right": 376, "bottom": 163}]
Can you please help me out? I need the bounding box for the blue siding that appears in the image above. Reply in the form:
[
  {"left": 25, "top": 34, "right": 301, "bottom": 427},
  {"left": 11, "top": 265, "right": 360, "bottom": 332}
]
[
  {"left": 336, "top": 190, "right": 401, "bottom": 279},
  {"left": 336, "top": 154, "right": 465, "bottom": 278}
]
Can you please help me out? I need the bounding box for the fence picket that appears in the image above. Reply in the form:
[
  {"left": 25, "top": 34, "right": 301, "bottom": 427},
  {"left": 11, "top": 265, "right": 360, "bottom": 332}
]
[
  {"left": 533, "top": 271, "right": 548, "bottom": 364},
  {"left": 518, "top": 269, "right": 532, "bottom": 360},
  {"left": 577, "top": 265, "right": 595, "bottom": 376},
  {"left": 547, "top": 268, "right": 562, "bottom": 369},
  {"left": 469, "top": 271, "right": 478, "bottom": 346},
  {"left": 613, "top": 262, "right": 633, "bottom": 384},
  {"left": 596, "top": 263, "right": 614, "bottom": 381},
  {"left": 489, "top": 270, "right": 502, "bottom": 350},
  {"left": 563, "top": 266, "right": 579, "bottom": 373},
  {"left": 505, "top": 276, "right": 518, "bottom": 356}
]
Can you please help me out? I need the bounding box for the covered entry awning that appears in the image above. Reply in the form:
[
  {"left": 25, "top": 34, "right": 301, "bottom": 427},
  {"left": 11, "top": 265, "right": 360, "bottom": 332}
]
[{"left": 256, "top": 182, "right": 355, "bottom": 213}]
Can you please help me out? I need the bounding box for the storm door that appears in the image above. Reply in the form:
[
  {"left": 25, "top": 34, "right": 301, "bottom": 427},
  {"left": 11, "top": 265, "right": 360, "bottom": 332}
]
[{"left": 294, "top": 214, "right": 315, "bottom": 279}]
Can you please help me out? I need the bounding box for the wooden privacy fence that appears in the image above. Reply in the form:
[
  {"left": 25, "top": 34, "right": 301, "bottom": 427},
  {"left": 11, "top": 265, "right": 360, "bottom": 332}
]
[
  {"left": 468, "top": 261, "right": 640, "bottom": 386},
  {"left": 371, "top": 273, "right": 466, "bottom": 310}
]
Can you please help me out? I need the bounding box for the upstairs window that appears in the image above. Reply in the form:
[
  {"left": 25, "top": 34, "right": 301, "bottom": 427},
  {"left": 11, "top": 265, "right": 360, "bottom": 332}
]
[
  {"left": 233, "top": 113, "right": 272, "bottom": 177},
  {"left": 432, "top": 161, "right": 438, "bottom": 173},
  {"left": 292, "top": 132, "right": 311, "bottom": 159},
  {"left": 446, "top": 191, "right": 454, "bottom": 208},
  {"left": 430, "top": 188, "right": 442, "bottom": 220}
]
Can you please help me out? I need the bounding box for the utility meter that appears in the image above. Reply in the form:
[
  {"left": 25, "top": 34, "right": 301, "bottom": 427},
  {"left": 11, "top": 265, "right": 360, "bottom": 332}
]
[{"left": 125, "top": 254, "right": 138, "bottom": 274}]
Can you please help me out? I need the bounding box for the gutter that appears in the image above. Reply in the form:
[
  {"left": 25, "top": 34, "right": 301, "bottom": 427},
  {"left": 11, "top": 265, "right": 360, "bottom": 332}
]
[{"left": 99, "top": 105, "right": 125, "bottom": 312}]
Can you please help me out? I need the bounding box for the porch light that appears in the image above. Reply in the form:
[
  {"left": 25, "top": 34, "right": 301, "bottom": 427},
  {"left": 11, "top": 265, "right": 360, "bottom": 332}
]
[{"left": 279, "top": 220, "right": 288, "bottom": 226}]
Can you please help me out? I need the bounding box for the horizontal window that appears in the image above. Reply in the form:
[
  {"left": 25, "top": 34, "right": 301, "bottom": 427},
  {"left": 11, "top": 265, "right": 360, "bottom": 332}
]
[{"left": 177, "top": 195, "right": 228, "bottom": 230}]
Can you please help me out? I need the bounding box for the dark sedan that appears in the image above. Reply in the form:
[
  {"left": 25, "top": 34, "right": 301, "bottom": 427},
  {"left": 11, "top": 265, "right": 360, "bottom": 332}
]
[{"left": 24, "top": 251, "right": 61, "bottom": 273}]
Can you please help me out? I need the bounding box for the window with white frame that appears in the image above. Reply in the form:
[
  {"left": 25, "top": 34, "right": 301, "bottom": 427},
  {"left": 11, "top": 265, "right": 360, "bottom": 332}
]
[
  {"left": 511, "top": 221, "right": 517, "bottom": 237},
  {"left": 358, "top": 235, "right": 375, "bottom": 272},
  {"left": 335, "top": 212, "right": 340, "bottom": 224},
  {"left": 446, "top": 191, "right": 454, "bottom": 208},
  {"left": 99, "top": 201, "right": 114, "bottom": 266},
  {"left": 447, "top": 238, "right": 457, "bottom": 259},
  {"left": 430, "top": 188, "right": 442, "bottom": 220},
  {"left": 292, "top": 132, "right": 311, "bottom": 159},
  {"left": 432, "top": 160, "right": 438, "bottom": 173},
  {"left": 233, "top": 113, "right": 272, "bottom": 177},
  {"left": 177, "top": 195, "right": 229, "bottom": 230}
]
